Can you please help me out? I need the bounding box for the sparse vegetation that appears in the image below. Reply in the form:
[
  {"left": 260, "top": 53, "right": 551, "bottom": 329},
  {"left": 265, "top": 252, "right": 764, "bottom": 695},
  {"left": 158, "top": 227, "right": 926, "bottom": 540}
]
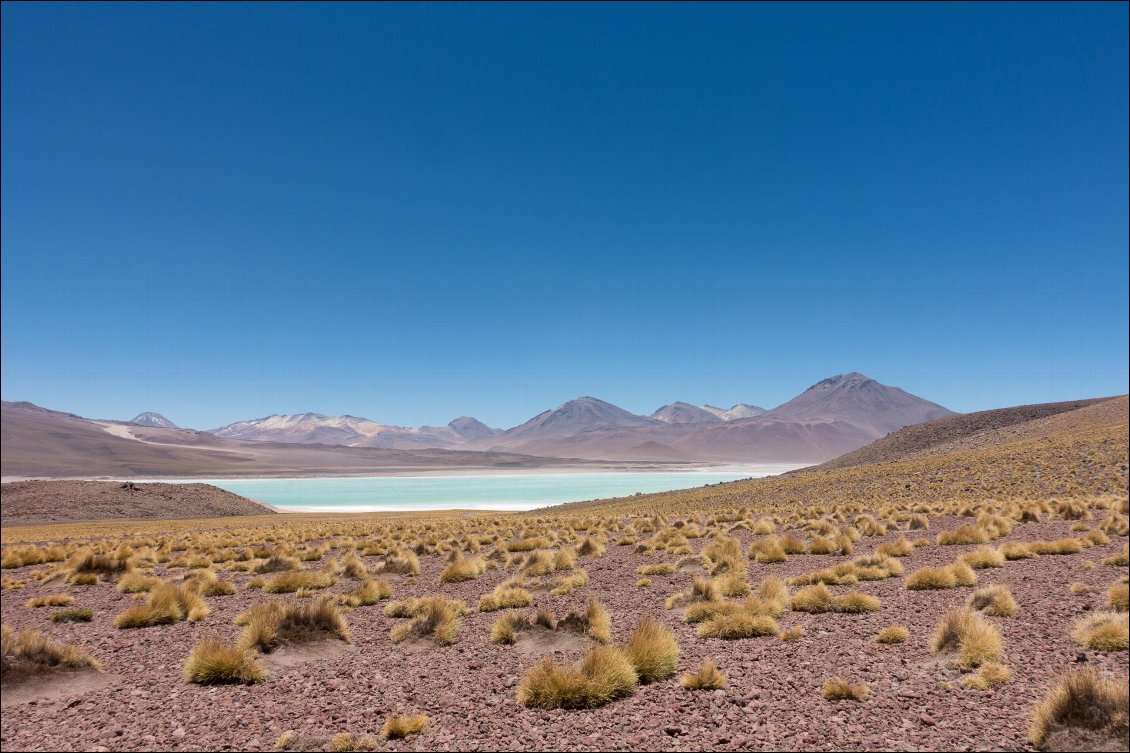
[{"left": 681, "top": 658, "right": 727, "bottom": 690}]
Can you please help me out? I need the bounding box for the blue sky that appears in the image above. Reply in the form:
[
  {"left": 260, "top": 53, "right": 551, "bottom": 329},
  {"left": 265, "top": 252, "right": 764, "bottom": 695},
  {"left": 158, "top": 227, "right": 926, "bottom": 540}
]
[{"left": 2, "top": 2, "right": 1127, "bottom": 430}]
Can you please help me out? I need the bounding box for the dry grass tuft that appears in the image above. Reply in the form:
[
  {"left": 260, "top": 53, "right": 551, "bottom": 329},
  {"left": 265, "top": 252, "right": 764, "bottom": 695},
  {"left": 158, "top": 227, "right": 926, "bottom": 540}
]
[
  {"left": 51, "top": 607, "right": 93, "bottom": 623},
  {"left": 905, "top": 562, "right": 977, "bottom": 590},
  {"left": 967, "top": 585, "right": 1019, "bottom": 617},
  {"left": 961, "top": 661, "right": 1012, "bottom": 690},
  {"left": 822, "top": 677, "right": 869, "bottom": 701},
  {"left": 622, "top": 616, "right": 679, "bottom": 683},
  {"left": 874, "top": 625, "right": 909, "bottom": 644},
  {"left": 26, "top": 594, "right": 74, "bottom": 608},
  {"left": 779, "top": 624, "right": 805, "bottom": 641},
  {"left": 382, "top": 713, "right": 428, "bottom": 740},
  {"left": 1072, "top": 612, "right": 1129, "bottom": 652},
  {"left": 183, "top": 638, "right": 265, "bottom": 684},
  {"left": 517, "top": 645, "right": 638, "bottom": 709},
  {"left": 1, "top": 625, "right": 101, "bottom": 676},
  {"left": 439, "top": 555, "right": 487, "bottom": 583},
  {"left": 960, "top": 546, "right": 1005, "bottom": 569},
  {"left": 238, "top": 598, "right": 351, "bottom": 652},
  {"left": 1108, "top": 582, "right": 1128, "bottom": 612},
  {"left": 680, "top": 658, "right": 727, "bottom": 690},
  {"left": 696, "top": 612, "right": 779, "bottom": 639},
  {"left": 115, "top": 582, "right": 208, "bottom": 628},
  {"left": 1028, "top": 667, "right": 1129, "bottom": 748},
  {"left": 262, "top": 570, "right": 335, "bottom": 594},
  {"left": 390, "top": 595, "right": 466, "bottom": 646},
  {"left": 479, "top": 583, "right": 534, "bottom": 612},
  {"left": 931, "top": 608, "right": 1004, "bottom": 667}
]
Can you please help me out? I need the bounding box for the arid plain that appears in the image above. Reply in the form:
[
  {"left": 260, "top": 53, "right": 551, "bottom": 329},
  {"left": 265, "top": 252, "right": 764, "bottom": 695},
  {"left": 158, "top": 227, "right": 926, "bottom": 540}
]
[{"left": 2, "top": 397, "right": 1127, "bottom": 752}]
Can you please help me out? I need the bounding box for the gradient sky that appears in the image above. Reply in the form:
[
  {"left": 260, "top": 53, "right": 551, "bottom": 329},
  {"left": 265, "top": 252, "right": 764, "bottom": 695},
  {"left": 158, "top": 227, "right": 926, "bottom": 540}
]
[{"left": 2, "top": 2, "right": 1127, "bottom": 431}]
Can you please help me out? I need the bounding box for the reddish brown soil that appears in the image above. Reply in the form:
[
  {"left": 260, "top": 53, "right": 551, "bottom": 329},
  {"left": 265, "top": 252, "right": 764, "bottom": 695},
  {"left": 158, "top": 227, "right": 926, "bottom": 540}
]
[{"left": 1, "top": 515, "right": 1127, "bottom": 752}]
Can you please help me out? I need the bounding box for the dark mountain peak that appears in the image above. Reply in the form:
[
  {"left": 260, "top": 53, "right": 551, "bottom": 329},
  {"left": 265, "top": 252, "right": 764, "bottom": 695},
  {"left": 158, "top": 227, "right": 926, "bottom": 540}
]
[{"left": 448, "top": 416, "right": 501, "bottom": 440}]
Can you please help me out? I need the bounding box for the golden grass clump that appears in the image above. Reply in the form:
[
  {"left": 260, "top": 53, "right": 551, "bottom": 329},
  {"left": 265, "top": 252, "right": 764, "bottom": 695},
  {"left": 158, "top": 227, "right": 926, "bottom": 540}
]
[
  {"left": 262, "top": 570, "right": 335, "bottom": 594},
  {"left": 1, "top": 625, "right": 101, "bottom": 676},
  {"left": 665, "top": 577, "right": 721, "bottom": 609},
  {"left": 115, "top": 582, "right": 208, "bottom": 628},
  {"left": 576, "top": 537, "right": 606, "bottom": 557},
  {"left": 931, "top": 608, "right": 1004, "bottom": 667},
  {"left": 961, "top": 662, "right": 1012, "bottom": 690},
  {"left": 390, "top": 595, "right": 466, "bottom": 646},
  {"left": 874, "top": 625, "right": 909, "bottom": 644},
  {"left": 382, "top": 713, "right": 428, "bottom": 740},
  {"left": 937, "top": 524, "right": 989, "bottom": 546},
  {"left": 1072, "top": 612, "right": 1129, "bottom": 652},
  {"left": 253, "top": 555, "right": 302, "bottom": 574},
  {"left": 637, "top": 563, "right": 676, "bottom": 576},
  {"left": 1000, "top": 542, "right": 1038, "bottom": 560},
  {"left": 238, "top": 598, "right": 351, "bottom": 652},
  {"left": 479, "top": 583, "right": 534, "bottom": 612},
  {"left": 339, "top": 578, "right": 393, "bottom": 607},
  {"left": 905, "top": 562, "right": 977, "bottom": 590},
  {"left": 877, "top": 538, "right": 915, "bottom": 557},
  {"left": 183, "top": 638, "right": 266, "bottom": 684},
  {"left": 1029, "top": 538, "right": 1084, "bottom": 556},
  {"left": 696, "top": 612, "right": 779, "bottom": 639},
  {"left": 550, "top": 569, "right": 589, "bottom": 596},
  {"left": 1108, "top": 582, "right": 1129, "bottom": 612},
  {"left": 517, "top": 645, "right": 638, "bottom": 709},
  {"left": 439, "top": 555, "right": 488, "bottom": 583},
  {"left": 26, "top": 594, "right": 74, "bottom": 608},
  {"left": 490, "top": 611, "right": 531, "bottom": 644},
  {"left": 680, "top": 658, "right": 727, "bottom": 690},
  {"left": 51, "top": 607, "right": 93, "bottom": 623},
  {"left": 822, "top": 677, "right": 869, "bottom": 701},
  {"left": 960, "top": 546, "right": 1005, "bottom": 569},
  {"left": 117, "top": 571, "right": 162, "bottom": 594},
  {"left": 790, "top": 583, "right": 880, "bottom": 614},
  {"left": 967, "top": 585, "right": 1019, "bottom": 617},
  {"left": 374, "top": 549, "right": 420, "bottom": 575},
  {"left": 1028, "top": 667, "right": 1129, "bottom": 748},
  {"left": 714, "top": 572, "right": 751, "bottom": 598},
  {"left": 622, "top": 616, "right": 679, "bottom": 683},
  {"left": 1069, "top": 582, "right": 1094, "bottom": 595}
]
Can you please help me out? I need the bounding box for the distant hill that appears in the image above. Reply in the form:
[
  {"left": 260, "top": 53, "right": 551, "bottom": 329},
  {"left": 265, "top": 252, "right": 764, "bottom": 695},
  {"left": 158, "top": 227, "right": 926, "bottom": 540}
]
[
  {"left": 469, "top": 373, "right": 957, "bottom": 462},
  {"left": 210, "top": 412, "right": 501, "bottom": 450},
  {"left": 650, "top": 402, "right": 723, "bottom": 424},
  {"left": 0, "top": 400, "right": 635, "bottom": 478},
  {"left": 703, "top": 403, "right": 768, "bottom": 420},
  {"left": 762, "top": 372, "right": 955, "bottom": 435},
  {"left": 129, "top": 412, "right": 179, "bottom": 429},
  {"left": 813, "top": 396, "right": 1115, "bottom": 471}
]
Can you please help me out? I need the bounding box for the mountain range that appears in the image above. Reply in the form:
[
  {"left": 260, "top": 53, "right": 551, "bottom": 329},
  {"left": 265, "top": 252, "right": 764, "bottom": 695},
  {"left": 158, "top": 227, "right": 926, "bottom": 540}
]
[
  {"left": 147, "top": 372, "right": 955, "bottom": 463},
  {"left": 1, "top": 372, "right": 956, "bottom": 476}
]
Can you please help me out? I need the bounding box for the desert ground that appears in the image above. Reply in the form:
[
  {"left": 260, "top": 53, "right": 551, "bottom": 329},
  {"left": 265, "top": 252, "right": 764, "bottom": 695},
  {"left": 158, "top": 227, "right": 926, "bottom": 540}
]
[{"left": 1, "top": 398, "right": 1127, "bottom": 752}]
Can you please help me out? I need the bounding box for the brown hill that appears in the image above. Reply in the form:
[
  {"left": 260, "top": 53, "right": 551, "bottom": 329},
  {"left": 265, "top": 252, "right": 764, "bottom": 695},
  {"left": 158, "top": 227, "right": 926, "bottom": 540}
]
[
  {"left": 815, "top": 396, "right": 1119, "bottom": 471},
  {"left": 0, "top": 480, "right": 275, "bottom": 525}
]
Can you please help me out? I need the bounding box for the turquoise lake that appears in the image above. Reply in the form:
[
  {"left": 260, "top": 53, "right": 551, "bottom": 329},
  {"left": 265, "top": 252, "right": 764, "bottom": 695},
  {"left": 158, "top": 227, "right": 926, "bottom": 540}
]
[{"left": 192, "top": 467, "right": 801, "bottom": 512}]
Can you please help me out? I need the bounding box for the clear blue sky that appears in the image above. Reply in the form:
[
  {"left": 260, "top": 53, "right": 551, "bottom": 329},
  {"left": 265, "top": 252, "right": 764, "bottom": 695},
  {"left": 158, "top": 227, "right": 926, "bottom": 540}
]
[{"left": 2, "top": 2, "right": 1127, "bottom": 430}]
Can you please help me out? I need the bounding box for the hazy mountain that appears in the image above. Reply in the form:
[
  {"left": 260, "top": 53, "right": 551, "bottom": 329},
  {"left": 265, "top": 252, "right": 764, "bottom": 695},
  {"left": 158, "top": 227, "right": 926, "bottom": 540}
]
[
  {"left": 650, "top": 402, "right": 723, "bottom": 424},
  {"left": 448, "top": 416, "right": 502, "bottom": 441},
  {"left": 129, "top": 412, "right": 180, "bottom": 429},
  {"left": 468, "top": 373, "right": 956, "bottom": 462},
  {"left": 499, "top": 396, "right": 659, "bottom": 440},
  {"left": 0, "top": 400, "right": 620, "bottom": 478},
  {"left": 209, "top": 412, "right": 502, "bottom": 450},
  {"left": 703, "top": 403, "right": 768, "bottom": 421},
  {"left": 762, "top": 372, "right": 955, "bottom": 435}
]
